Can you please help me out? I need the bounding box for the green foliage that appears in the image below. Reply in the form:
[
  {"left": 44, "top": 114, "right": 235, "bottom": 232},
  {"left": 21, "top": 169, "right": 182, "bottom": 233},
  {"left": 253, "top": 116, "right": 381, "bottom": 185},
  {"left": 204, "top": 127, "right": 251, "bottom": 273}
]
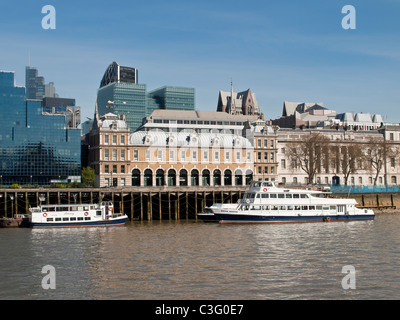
[{"left": 81, "top": 166, "right": 96, "bottom": 187}]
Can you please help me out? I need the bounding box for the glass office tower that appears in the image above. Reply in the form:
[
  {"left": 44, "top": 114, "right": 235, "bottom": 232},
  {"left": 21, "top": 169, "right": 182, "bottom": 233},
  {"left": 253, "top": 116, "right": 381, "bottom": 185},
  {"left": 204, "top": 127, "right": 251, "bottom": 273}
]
[
  {"left": 97, "top": 62, "right": 195, "bottom": 133},
  {"left": 0, "top": 71, "right": 81, "bottom": 186},
  {"left": 97, "top": 82, "right": 147, "bottom": 133},
  {"left": 147, "top": 86, "right": 195, "bottom": 114}
]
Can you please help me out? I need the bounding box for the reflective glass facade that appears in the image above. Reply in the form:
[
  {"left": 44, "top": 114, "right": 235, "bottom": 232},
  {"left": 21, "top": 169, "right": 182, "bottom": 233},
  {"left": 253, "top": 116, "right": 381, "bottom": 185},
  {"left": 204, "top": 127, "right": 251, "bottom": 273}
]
[
  {"left": 97, "top": 84, "right": 195, "bottom": 132},
  {"left": 147, "top": 86, "right": 195, "bottom": 114},
  {"left": 97, "top": 82, "right": 147, "bottom": 133},
  {"left": 0, "top": 71, "right": 81, "bottom": 186}
]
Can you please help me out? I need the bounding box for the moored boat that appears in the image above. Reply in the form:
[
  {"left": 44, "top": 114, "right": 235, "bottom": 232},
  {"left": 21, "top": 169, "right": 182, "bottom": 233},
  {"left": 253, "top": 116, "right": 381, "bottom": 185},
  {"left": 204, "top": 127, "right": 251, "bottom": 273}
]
[
  {"left": 0, "top": 214, "right": 30, "bottom": 228},
  {"left": 197, "top": 203, "right": 238, "bottom": 222},
  {"left": 29, "top": 202, "right": 128, "bottom": 228},
  {"left": 210, "top": 181, "right": 375, "bottom": 224}
]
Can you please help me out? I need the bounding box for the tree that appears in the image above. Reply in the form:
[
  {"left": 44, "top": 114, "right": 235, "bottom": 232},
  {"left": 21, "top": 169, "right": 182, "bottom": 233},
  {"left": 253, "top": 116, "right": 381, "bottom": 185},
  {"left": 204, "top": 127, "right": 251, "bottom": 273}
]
[
  {"left": 81, "top": 166, "right": 96, "bottom": 187},
  {"left": 365, "top": 137, "right": 400, "bottom": 185},
  {"left": 286, "top": 132, "right": 330, "bottom": 184},
  {"left": 339, "top": 142, "right": 364, "bottom": 185}
]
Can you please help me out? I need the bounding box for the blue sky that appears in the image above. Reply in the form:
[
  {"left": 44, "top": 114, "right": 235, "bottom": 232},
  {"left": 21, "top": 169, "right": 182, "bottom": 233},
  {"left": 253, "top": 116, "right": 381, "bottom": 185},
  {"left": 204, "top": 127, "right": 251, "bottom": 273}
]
[{"left": 1, "top": 0, "right": 399, "bottom": 123}]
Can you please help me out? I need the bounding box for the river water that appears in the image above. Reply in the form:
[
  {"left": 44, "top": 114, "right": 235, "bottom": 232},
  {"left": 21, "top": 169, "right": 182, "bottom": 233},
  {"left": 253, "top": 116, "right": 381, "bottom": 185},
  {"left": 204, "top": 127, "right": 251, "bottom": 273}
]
[{"left": 1, "top": 213, "right": 400, "bottom": 300}]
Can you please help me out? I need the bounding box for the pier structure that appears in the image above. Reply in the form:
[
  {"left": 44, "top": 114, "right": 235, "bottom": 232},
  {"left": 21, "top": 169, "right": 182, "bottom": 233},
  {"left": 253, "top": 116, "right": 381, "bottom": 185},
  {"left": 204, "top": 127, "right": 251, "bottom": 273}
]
[{"left": 0, "top": 186, "right": 248, "bottom": 221}]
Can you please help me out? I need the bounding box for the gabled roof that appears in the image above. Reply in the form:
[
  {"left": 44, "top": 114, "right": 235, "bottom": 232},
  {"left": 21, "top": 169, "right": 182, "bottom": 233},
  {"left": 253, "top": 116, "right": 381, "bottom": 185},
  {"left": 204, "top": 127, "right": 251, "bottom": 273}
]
[{"left": 282, "top": 101, "right": 324, "bottom": 117}]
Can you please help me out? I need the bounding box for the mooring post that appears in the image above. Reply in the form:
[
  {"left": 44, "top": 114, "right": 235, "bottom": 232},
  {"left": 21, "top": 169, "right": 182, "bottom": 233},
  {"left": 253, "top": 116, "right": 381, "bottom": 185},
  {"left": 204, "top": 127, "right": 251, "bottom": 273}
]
[
  {"left": 148, "top": 192, "right": 152, "bottom": 221},
  {"left": 195, "top": 191, "right": 198, "bottom": 221},
  {"left": 186, "top": 192, "right": 188, "bottom": 220},
  {"left": 159, "top": 192, "right": 162, "bottom": 220},
  {"left": 130, "top": 192, "right": 134, "bottom": 221},
  {"left": 140, "top": 192, "right": 143, "bottom": 221},
  {"left": 168, "top": 192, "right": 171, "bottom": 220}
]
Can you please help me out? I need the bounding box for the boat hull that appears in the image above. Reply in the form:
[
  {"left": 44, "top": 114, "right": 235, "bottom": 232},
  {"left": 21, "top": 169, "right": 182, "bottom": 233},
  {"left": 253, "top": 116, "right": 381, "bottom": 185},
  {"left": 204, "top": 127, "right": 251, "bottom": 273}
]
[
  {"left": 197, "top": 213, "right": 218, "bottom": 222},
  {"left": 30, "top": 216, "right": 128, "bottom": 229},
  {"left": 215, "top": 213, "right": 375, "bottom": 224}
]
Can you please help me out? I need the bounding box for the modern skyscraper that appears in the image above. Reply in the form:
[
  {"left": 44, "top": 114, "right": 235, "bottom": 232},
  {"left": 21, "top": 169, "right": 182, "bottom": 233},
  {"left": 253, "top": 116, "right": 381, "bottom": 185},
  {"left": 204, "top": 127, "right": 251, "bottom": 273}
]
[
  {"left": 0, "top": 71, "right": 81, "bottom": 186},
  {"left": 97, "top": 62, "right": 195, "bottom": 133},
  {"left": 100, "top": 61, "right": 138, "bottom": 87},
  {"left": 25, "top": 66, "right": 45, "bottom": 99},
  {"left": 25, "top": 66, "right": 80, "bottom": 129},
  {"left": 147, "top": 86, "right": 195, "bottom": 114}
]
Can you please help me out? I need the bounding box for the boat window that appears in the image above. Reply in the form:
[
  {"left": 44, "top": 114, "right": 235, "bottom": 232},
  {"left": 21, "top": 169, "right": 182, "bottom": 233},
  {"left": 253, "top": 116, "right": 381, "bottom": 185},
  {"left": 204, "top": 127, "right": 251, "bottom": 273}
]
[
  {"left": 330, "top": 206, "right": 336, "bottom": 210},
  {"left": 279, "top": 205, "right": 286, "bottom": 210},
  {"left": 256, "top": 194, "right": 261, "bottom": 198},
  {"left": 78, "top": 217, "right": 84, "bottom": 221},
  {"left": 287, "top": 205, "right": 293, "bottom": 210},
  {"left": 251, "top": 206, "right": 260, "bottom": 210},
  {"left": 293, "top": 194, "right": 300, "bottom": 199},
  {"left": 78, "top": 206, "right": 83, "bottom": 211},
  {"left": 285, "top": 194, "right": 292, "bottom": 198},
  {"left": 262, "top": 205, "right": 270, "bottom": 210},
  {"left": 249, "top": 193, "right": 256, "bottom": 199},
  {"left": 84, "top": 206, "right": 89, "bottom": 211},
  {"left": 96, "top": 211, "right": 102, "bottom": 216},
  {"left": 323, "top": 206, "right": 329, "bottom": 210},
  {"left": 270, "top": 194, "right": 277, "bottom": 198},
  {"left": 262, "top": 194, "right": 269, "bottom": 198},
  {"left": 55, "top": 218, "right": 61, "bottom": 221},
  {"left": 47, "top": 207, "right": 55, "bottom": 212},
  {"left": 294, "top": 206, "right": 301, "bottom": 210},
  {"left": 84, "top": 217, "right": 91, "bottom": 221},
  {"left": 42, "top": 207, "right": 48, "bottom": 211},
  {"left": 56, "top": 207, "right": 65, "bottom": 212},
  {"left": 46, "top": 218, "right": 53, "bottom": 222},
  {"left": 316, "top": 206, "right": 322, "bottom": 210},
  {"left": 300, "top": 194, "right": 307, "bottom": 198},
  {"left": 271, "top": 205, "right": 278, "bottom": 210},
  {"left": 302, "top": 206, "right": 308, "bottom": 210},
  {"left": 309, "top": 206, "right": 315, "bottom": 210},
  {"left": 278, "top": 194, "right": 284, "bottom": 198},
  {"left": 70, "top": 206, "right": 78, "bottom": 211},
  {"left": 63, "top": 218, "right": 69, "bottom": 221},
  {"left": 70, "top": 217, "right": 76, "bottom": 221},
  {"left": 245, "top": 206, "right": 249, "bottom": 210}
]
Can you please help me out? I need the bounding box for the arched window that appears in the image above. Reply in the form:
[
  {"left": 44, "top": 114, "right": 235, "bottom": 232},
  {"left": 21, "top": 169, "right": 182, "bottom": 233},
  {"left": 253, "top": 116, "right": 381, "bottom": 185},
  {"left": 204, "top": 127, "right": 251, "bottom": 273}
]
[
  {"left": 156, "top": 169, "right": 165, "bottom": 186},
  {"left": 224, "top": 169, "right": 232, "bottom": 186},
  {"left": 202, "top": 169, "right": 210, "bottom": 186},
  {"left": 235, "top": 169, "right": 243, "bottom": 186},
  {"left": 132, "top": 169, "right": 141, "bottom": 186},
  {"left": 180, "top": 169, "right": 188, "bottom": 186},
  {"left": 144, "top": 169, "right": 153, "bottom": 186},
  {"left": 245, "top": 169, "right": 253, "bottom": 185},
  {"left": 168, "top": 169, "right": 176, "bottom": 186},
  {"left": 191, "top": 169, "right": 199, "bottom": 186},
  {"left": 213, "top": 169, "right": 221, "bottom": 186}
]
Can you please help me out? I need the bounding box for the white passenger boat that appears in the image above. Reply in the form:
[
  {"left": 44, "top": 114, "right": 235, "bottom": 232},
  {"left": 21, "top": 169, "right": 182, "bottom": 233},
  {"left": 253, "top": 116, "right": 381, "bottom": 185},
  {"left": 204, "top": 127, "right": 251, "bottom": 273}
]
[
  {"left": 209, "top": 181, "right": 375, "bottom": 224},
  {"left": 29, "top": 202, "right": 128, "bottom": 228}
]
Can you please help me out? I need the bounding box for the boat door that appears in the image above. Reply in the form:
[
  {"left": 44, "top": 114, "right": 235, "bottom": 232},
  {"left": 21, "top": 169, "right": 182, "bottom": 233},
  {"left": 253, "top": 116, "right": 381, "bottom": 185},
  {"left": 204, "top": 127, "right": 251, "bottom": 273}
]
[{"left": 338, "top": 205, "right": 347, "bottom": 215}]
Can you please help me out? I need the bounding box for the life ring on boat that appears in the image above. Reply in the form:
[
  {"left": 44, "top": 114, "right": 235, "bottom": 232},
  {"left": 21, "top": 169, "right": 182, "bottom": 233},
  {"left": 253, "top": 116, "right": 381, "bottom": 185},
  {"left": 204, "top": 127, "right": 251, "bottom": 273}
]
[
  {"left": 84, "top": 212, "right": 89, "bottom": 216},
  {"left": 43, "top": 212, "right": 47, "bottom": 217},
  {"left": 109, "top": 207, "right": 113, "bottom": 212},
  {"left": 326, "top": 217, "right": 331, "bottom": 222},
  {"left": 263, "top": 188, "right": 268, "bottom": 192}
]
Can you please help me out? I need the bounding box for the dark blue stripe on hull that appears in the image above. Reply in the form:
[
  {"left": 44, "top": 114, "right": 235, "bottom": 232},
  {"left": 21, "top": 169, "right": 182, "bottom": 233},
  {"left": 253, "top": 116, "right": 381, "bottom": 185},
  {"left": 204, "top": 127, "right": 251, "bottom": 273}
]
[
  {"left": 30, "top": 217, "right": 127, "bottom": 228},
  {"left": 215, "top": 214, "right": 375, "bottom": 224}
]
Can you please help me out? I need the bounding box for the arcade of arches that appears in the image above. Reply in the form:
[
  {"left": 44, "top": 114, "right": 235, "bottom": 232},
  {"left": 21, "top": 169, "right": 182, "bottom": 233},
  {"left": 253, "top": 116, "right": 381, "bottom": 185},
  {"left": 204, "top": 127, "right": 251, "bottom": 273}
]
[{"left": 131, "top": 167, "right": 253, "bottom": 187}]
